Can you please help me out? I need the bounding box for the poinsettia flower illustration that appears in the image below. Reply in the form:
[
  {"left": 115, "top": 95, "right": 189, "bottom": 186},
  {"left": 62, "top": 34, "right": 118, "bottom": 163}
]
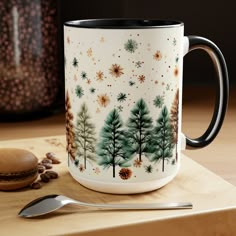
[
  {"left": 109, "top": 64, "right": 124, "bottom": 78},
  {"left": 96, "top": 71, "right": 104, "bottom": 81},
  {"left": 153, "top": 50, "right": 162, "bottom": 61},
  {"left": 138, "top": 75, "right": 145, "bottom": 83},
  {"left": 97, "top": 94, "right": 110, "bottom": 107}
]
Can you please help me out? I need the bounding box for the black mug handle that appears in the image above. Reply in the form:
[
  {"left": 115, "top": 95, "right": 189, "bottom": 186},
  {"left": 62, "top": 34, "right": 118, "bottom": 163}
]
[{"left": 184, "top": 36, "right": 229, "bottom": 149}]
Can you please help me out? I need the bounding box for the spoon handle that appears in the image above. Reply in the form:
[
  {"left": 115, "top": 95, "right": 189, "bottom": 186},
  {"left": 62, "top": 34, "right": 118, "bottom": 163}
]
[{"left": 76, "top": 201, "right": 193, "bottom": 210}]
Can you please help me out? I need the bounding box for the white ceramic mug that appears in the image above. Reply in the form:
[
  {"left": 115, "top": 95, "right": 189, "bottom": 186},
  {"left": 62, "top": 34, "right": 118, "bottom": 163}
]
[{"left": 64, "top": 19, "right": 229, "bottom": 194}]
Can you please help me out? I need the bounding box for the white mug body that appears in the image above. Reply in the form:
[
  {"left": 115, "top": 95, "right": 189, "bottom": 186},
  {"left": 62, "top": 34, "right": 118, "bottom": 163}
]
[{"left": 64, "top": 20, "right": 184, "bottom": 194}]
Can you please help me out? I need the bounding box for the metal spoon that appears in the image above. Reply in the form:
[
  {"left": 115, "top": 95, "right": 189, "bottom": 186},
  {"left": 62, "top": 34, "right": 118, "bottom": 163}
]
[{"left": 18, "top": 194, "right": 193, "bottom": 218}]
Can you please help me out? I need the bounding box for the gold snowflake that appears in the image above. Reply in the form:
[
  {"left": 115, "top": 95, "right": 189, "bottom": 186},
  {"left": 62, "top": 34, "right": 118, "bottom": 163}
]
[
  {"left": 96, "top": 71, "right": 104, "bottom": 81},
  {"left": 133, "top": 158, "right": 142, "bottom": 168},
  {"left": 97, "top": 94, "right": 110, "bottom": 107},
  {"left": 138, "top": 75, "right": 145, "bottom": 83},
  {"left": 109, "top": 64, "right": 124, "bottom": 78},
  {"left": 87, "top": 48, "right": 93, "bottom": 57},
  {"left": 153, "top": 50, "right": 162, "bottom": 61}
]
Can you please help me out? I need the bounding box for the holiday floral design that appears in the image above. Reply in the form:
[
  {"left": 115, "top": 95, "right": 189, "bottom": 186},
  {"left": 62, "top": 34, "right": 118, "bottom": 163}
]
[
  {"left": 96, "top": 71, "right": 104, "bottom": 81},
  {"left": 153, "top": 95, "right": 164, "bottom": 108},
  {"left": 109, "top": 64, "right": 124, "bottom": 78},
  {"left": 119, "top": 168, "right": 132, "bottom": 180},
  {"left": 117, "top": 93, "right": 127, "bottom": 102},
  {"left": 65, "top": 28, "right": 180, "bottom": 183},
  {"left": 138, "top": 75, "right": 145, "bottom": 83},
  {"left": 75, "top": 85, "right": 84, "bottom": 98},
  {"left": 133, "top": 158, "right": 142, "bottom": 168},
  {"left": 124, "top": 39, "right": 138, "bottom": 53},
  {"left": 97, "top": 94, "right": 110, "bottom": 107},
  {"left": 153, "top": 50, "right": 162, "bottom": 61}
]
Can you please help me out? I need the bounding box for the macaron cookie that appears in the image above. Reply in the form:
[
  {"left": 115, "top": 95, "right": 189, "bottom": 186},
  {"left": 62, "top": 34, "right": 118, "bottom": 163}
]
[{"left": 0, "top": 148, "right": 38, "bottom": 191}]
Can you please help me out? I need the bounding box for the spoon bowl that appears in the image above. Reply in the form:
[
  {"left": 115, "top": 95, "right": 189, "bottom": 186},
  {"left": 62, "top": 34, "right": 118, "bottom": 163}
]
[{"left": 18, "top": 194, "right": 193, "bottom": 218}]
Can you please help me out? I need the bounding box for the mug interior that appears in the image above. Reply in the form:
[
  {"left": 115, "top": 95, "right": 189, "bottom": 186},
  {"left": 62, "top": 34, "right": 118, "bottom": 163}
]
[{"left": 64, "top": 19, "right": 183, "bottom": 29}]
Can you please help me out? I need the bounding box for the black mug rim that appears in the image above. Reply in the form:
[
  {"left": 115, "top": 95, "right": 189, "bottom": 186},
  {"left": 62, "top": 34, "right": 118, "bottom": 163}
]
[{"left": 64, "top": 18, "right": 184, "bottom": 29}]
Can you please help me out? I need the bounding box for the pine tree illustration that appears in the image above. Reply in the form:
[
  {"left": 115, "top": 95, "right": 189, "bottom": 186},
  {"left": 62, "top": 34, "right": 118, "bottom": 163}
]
[
  {"left": 170, "top": 89, "right": 179, "bottom": 162},
  {"left": 75, "top": 103, "right": 96, "bottom": 169},
  {"left": 65, "top": 91, "right": 76, "bottom": 166},
  {"left": 149, "top": 106, "right": 174, "bottom": 172},
  {"left": 126, "top": 98, "right": 154, "bottom": 162},
  {"left": 97, "top": 109, "right": 130, "bottom": 178}
]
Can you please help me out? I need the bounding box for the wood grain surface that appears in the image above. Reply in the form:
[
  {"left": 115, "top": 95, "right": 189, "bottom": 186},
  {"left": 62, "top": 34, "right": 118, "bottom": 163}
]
[{"left": 0, "top": 135, "right": 235, "bottom": 236}]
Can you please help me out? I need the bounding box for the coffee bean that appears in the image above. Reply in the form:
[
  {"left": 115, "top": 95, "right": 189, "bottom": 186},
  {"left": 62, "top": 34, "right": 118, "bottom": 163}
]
[
  {"left": 45, "top": 170, "right": 58, "bottom": 179},
  {"left": 38, "top": 164, "right": 46, "bottom": 173},
  {"left": 41, "top": 158, "right": 52, "bottom": 164},
  {"left": 42, "top": 163, "right": 53, "bottom": 169},
  {"left": 46, "top": 152, "right": 61, "bottom": 164},
  {"left": 30, "top": 182, "right": 42, "bottom": 189},
  {"left": 40, "top": 173, "right": 50, "bottom": 183}
]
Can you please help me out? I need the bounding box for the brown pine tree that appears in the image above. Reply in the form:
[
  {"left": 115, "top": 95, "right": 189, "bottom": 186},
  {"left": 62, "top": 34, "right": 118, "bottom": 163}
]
[
  {"left": 170, "top": 89, "right": 179, "bottom": 162},
  {"left": 65, "top": 90, "right": 76, "bottom": 165}
]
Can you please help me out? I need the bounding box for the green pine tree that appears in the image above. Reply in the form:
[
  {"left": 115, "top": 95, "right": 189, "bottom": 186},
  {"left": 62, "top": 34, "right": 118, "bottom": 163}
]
[
  {"left": 75, "top": 103, "right": 96, "bottom": 169},
  {"left": 97, "top": 109, "right": 130, "bottom": 178},
  {"left": 126, "top": 98, "right": 154, "bottom": 162},
  {"left": 149, "top": 106, "right": 174, "bottom": 171}
]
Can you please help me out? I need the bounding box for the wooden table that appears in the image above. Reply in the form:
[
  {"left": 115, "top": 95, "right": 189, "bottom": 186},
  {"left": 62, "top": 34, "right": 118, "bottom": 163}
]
[{"left": 0, "top": 135, "right": 236, "bottom": 236}]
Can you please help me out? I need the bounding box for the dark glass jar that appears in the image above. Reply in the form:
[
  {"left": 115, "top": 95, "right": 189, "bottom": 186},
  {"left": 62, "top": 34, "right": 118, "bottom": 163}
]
[{"left": 0, "top": 0, "right": 63, "bottom": 120}]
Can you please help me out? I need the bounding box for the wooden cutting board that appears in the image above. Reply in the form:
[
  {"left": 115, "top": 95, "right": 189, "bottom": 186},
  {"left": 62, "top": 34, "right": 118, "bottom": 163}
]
[{"left": 0, "top": 135, "right": 235, "bottom": 236}]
